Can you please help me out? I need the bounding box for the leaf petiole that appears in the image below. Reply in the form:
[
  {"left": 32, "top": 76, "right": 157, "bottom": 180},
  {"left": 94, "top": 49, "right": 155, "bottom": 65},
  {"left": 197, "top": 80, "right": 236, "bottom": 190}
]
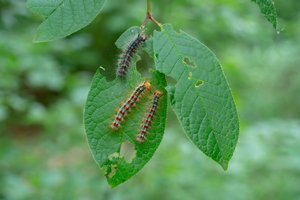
[{"left": 141, "top": 0, "right": 162, "bottom": 29}]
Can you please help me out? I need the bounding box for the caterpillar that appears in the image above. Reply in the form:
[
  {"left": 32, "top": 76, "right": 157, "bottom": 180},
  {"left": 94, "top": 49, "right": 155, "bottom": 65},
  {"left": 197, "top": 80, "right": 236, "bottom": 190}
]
[
  {"left": 136, "top": 90, "right": 163, "bottom": 144},
  {"left": 116, "top": 33, "right": 147, "bottom": 77},
  {"left": 110, "top": 81, "right": 152, "bottom": 131}
]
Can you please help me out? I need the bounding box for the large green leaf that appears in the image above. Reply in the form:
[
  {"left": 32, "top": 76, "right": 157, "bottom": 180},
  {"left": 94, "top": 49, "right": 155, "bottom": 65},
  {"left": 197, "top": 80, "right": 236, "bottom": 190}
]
[
  {"left": 84, "top": 27, "right": 167, "bottom": 187},
  {"left": 84, "top": 69, "right": 167, "bottom": 187},
  {"left": 153, "top": 24, "right": 239, "bottom": 169},
  {"left": 251, "top": 0, "right": 277, "bottom": 29},
  {"left": 26, "top": 0, "right": 106, "bottom": 42}
]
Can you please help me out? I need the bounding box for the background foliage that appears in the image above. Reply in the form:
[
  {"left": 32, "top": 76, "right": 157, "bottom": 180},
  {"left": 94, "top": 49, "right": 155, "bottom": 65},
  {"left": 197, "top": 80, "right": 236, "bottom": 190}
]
[{"left": 1, "top": 0, "right": 300, "bottom": 199}]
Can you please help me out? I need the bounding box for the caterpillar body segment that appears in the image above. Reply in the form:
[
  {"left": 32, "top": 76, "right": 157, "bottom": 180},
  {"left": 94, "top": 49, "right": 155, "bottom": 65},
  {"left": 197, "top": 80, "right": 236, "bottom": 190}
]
[
  {"left": 117, "top": 33, "right": 147, "bottom": 77},
  {"left": 110, "top": 81, "right": 152, "bottom": 131},
  {"left": 136, "top": 91, "right": 163, "bottom": 143}
]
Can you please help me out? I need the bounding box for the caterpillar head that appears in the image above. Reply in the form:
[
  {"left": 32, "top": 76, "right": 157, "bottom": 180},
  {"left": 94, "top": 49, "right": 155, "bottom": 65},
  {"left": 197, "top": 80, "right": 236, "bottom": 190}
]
[
  {"left": 143, "top": 81, "right": 152, "bottom": 90},
  {"left": 154, "top": 90, "right": 163, "bottom": 97}
]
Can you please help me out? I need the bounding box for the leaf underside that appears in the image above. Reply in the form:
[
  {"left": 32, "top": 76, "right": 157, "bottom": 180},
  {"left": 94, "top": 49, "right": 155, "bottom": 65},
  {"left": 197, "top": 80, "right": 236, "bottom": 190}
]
[
  {"left": 153, "top": 24, "right": 239, "bottom": 169},
  {"left": 251, "top": 0, "right": 278, "bottom": 29},
  {"left": 26, "top": 0, "right": 106, "bottom": 42}
]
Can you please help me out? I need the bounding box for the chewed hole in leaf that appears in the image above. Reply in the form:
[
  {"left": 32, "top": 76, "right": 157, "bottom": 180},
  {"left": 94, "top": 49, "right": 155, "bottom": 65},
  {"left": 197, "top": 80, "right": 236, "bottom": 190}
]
[
  {"left": 108, "top": 164, "right": 118, "bottom": 179},
  {"left": 101, "top": 166, "right": 108, "bottom": 175},
  {"left": 108, "top": 152, "right": 121, "bottom": 160},
  {"left": 183, "top": 57, "right": 196, "bottom": 68},
  {"left": 101, "top": 164, "right": 117, "bottom": 179},
  {"left": 195, "top": 80, "right": 204, "bottom": 88},
  {"left": 120, "top": 141, "right": 136, "bottom": 163},
  {"left": 101, "top": 152, "right": 121, "bottom": 179}
]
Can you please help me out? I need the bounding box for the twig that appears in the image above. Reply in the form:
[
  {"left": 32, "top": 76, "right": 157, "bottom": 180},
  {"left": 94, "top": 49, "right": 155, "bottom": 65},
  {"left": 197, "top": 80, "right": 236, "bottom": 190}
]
[{"left": 141, "top": 0, "right": 162, "bottom": 28}]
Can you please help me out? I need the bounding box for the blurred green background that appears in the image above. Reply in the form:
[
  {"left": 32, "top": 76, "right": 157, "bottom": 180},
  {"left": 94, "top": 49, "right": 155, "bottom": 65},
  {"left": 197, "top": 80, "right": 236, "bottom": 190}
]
[{"left": 1, "top": 0, "right": 300, "bottom": 199}]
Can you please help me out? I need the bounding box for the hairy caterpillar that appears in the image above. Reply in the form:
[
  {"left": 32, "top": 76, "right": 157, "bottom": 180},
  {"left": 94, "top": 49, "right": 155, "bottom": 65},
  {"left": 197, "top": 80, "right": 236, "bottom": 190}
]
[
  {"left": 110, "top": 81, "right": 152, "bottom": 131},
  {"left": 116, "top": 33, "right": 147, "bottom": 77},
  {"left": 136, "top": 90, "right": 163, "bottom": 144}
]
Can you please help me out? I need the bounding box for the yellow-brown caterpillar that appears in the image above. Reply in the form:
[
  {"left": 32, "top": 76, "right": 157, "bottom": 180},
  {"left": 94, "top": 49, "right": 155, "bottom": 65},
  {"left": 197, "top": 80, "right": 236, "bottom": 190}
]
[
  {"left": 136, "top": 90, "right": 163, "bottom": 143},
  {"left": 110, "top": 81, "right": 152, "bottom": 131}
]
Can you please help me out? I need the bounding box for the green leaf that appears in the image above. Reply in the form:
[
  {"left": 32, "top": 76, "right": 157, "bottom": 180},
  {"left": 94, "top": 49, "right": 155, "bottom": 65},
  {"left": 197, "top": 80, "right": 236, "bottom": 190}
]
[
  {"left": 251, "top": 0, "right": 278, "bottom": 29},
  {"left": 115, "top": 26, "right": 141, "bottom": 49},
  {"left": 115, "top": 26, "right": 153, "bottom": 57},
  {"left": 26, "top": 0, "right": 106, "bottom": 42},
  {"left": 153, "top": 24, "right": 239, "bottom": 170},
  {"left": 84, "top": 28, "right": 167, "bottom": 186},
  {"left": 84, "top": 69, "right": 167, "bottom": 187}
]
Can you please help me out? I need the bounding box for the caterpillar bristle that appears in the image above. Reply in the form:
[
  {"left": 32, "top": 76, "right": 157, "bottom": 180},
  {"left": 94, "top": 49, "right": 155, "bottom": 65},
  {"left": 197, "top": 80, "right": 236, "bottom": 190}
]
[
  {"left": 110, "top": 81, "right": 152, "bottom": 131},
  {"left": 116, "top": 33, "right": 147, "bottom": 78},
  {"left": 136, "top": 90, "right": 162, "bottom": 143}
]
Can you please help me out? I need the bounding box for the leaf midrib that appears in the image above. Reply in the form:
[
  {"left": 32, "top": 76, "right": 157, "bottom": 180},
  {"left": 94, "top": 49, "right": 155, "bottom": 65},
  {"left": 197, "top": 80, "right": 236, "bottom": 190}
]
[{"left": 43, "top": 0, "right": 64, "bottom": 21}]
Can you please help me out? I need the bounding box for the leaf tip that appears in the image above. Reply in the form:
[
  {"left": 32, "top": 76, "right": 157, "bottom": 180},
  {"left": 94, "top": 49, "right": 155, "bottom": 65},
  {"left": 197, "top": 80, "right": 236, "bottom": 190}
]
[
  {"left": 33, "top": 32, "right": 49, "bottom": 43},
  {"left": 109, "top": 182, "right": 118, "bottom": 189},
  {"left": 220, "top": 160, "right": 229, "bottom": 171}
]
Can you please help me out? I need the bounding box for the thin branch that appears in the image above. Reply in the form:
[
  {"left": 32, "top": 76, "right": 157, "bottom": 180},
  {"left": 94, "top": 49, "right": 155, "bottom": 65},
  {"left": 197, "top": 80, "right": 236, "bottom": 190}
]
[
  {"left": 147, "top": 0, "right": 151, "bottom": 13},
  {"left": 141, "top": 0, "right": 162, "bottom": 29}
]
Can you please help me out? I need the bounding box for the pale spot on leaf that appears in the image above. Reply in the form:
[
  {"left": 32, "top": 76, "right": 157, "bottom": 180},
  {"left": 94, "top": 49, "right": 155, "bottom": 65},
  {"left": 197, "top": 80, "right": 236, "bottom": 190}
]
[
  {"left": 183, "top": 57, "right": 196, "bottom": 68},
  {"left": 195, "top": 80, "right": 203, "bottom": 88},
  {"left": 120, "top": 141, "right": 136, "bottom": 163}
]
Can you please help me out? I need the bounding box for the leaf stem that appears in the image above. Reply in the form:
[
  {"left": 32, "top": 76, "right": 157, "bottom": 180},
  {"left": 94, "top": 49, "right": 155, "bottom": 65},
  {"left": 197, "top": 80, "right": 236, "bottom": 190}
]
[{"left": 141, "top": 0, "right": 162, "bottom": 29}]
